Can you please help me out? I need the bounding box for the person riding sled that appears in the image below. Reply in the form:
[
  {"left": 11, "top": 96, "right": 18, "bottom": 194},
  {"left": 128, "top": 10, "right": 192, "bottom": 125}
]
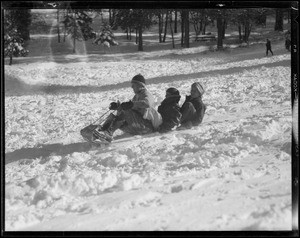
[
  {"left": 81, "top": 74, "right": 162, "bottom": 144},
  {"left": 157, "top": 87, "right": 182, "bottom": 133},
  {"left": 178, "top": 82, "right": 206, "bottom": 130}
]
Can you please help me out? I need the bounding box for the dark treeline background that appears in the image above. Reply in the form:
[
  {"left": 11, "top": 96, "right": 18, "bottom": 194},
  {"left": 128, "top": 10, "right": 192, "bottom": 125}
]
[{"left": 4, "top": 3, "right": 293, "bottom": 64}]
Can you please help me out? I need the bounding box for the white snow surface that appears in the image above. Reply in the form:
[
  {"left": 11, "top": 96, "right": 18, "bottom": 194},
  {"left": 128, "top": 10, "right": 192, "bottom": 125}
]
[{"left": 4, "top": 42, "right": 294, "bottom": 231}]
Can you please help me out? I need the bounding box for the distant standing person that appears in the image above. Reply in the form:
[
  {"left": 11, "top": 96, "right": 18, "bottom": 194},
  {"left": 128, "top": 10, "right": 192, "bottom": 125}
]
[{"left": 266, "top": 39, "right": 273, "bottom": 56}]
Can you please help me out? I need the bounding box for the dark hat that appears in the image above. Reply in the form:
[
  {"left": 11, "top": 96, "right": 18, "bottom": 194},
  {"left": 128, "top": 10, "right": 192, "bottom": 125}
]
[
  {"left": 131, "top": 74, "right": 146, "bottom": 84},
  {"left": 166, "top": 87, "right": 180, "bottom": 96}
]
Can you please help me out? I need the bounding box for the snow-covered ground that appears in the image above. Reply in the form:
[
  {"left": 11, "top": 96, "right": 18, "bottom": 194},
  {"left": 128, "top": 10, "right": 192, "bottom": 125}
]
[{"left": 4, "top": 37, "right": 295, "bottom": 231}]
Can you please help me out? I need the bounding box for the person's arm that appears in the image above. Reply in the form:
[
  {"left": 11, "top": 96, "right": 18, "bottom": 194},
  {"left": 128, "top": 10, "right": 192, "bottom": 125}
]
[
  {"left": 192, "top": 99, "right": 206, "bottom": 124},
  {"left": 180, "top": 95, "right": 191, "bottom": 113},
  {"left": 132, "top": 91, "right": 152, "bottom": 109}
]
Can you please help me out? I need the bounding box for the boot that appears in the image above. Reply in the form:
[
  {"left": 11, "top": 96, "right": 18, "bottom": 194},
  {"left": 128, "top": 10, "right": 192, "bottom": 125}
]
[
  {"left": 93, "top": 117, "right": 125, "bottom": 143},
  {"left": 99, "top": 113, "right": 116, "bottom": 131},
  {"left": 177, "top": 121, "right": 193, "bottom": 130}
]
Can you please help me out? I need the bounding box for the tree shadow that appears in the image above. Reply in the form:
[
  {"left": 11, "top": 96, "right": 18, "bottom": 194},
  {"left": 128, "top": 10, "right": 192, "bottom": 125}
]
[
  {"left": 5, "top": 142, "right": 91, "bottom": 165},
  {"left": 4, "top": 132, "right": 137, "bottom": 165},
  {"left": 146, "top": 59, "right": 291, "bottom": 86},
  {"left": 5, "top": 58, "right": 290, "bottom": 97},
  {"left": 4, "top": 74, "right": 132, "bottom": 97}
]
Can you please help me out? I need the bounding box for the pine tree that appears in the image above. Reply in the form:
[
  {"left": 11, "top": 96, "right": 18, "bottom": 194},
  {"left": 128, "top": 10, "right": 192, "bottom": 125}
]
[
  {"left": 4, "top": 10, "right": 29, "bottom": 65},
  {"left": 62, "top": 9, "right": 94, "bottom": 53},
  {"left": 93, "top": 23, "right": 118, "bottom": 47}
]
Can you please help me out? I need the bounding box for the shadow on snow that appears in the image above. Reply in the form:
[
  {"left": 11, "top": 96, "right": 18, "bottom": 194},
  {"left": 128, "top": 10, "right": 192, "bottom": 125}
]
[
  {"left": 4, "top": 132, "right": 153, "bottom": 165},
  {"left": 5, "top": 59, "right": 290, "bottom": 97},
  {"left": 5, "top": 142, "right": 91, "bottom": 165}
]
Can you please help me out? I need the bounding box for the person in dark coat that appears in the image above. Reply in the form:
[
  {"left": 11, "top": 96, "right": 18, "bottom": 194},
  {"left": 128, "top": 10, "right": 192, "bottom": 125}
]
[
  {"left": 266, "top": 39, "right": 274, "bottom": 56},
  {"left": 178, "top": 82, "right": 206, "bottom": 130},
  {"left": 157, "top": 87, "right": 182, "bottom": 133}
]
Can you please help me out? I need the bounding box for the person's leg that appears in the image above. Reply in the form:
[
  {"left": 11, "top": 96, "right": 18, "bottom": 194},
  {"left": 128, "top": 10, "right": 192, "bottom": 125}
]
[
  {"left": 100, "top": 113, "right": 117, "bottom": 130},
  {"left": 180, "top": 102, "right": 196, "bottom": 124},
  {"left": 177, "top": 102, "right": 196, "bottom": 129},
  {"left": 120, "top": 109, "right": 154, "bottom": 135},
  {"left": 93, "top": 113, "right": 126, "bottom": 142},
  {"left": 81, "top": 112, "right": 117, "bottom": 142},
  {"left": 93, "top": 109, "right": 154, "bottom": 142}
]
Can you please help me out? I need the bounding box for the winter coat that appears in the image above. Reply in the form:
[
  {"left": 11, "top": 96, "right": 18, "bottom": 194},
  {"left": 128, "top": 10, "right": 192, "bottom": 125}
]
[
  {"left": 132, "top": 87, "right": 155, "bottom": 115},
  {"left": 157, "top": 95, "right": 182, "bottom": 132},
  {"left": 180, "top": 95, "right": 206, "bottom": 126},
  {"left": 143, "top": 107, "right": 163, "bottom": 130},
  {"left": 131, "top": 87, "right": 162, "bottom": 130},
  {"left": 266, "top": 40, "right": 271, "bottom": 49}
]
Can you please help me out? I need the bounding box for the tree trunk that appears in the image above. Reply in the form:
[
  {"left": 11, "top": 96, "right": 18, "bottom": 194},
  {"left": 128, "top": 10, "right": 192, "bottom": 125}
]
[
  {"left": 181, "top": 11, "right": 184, "bottom": 47},
  {"left": 112, "top": 9, "right": 117, "bottom": 29},
  {"left": 109, "top": 9, "right": 112, "bottom": 25},
  {"left": 275, "top": 9, "right": 283, "bottom": 31},
  {"left": 184, "top": 10, "right": 189, "bottom": 48},
  {"left": 138, "top": 25, "right": 143, "bottom": 51},
  {"left": 238, "top": 24, "right": 242, "bottom": 42},
  {"left": 57, "top": 9, "right": 60, "bottom": 43},
  {"left": 63, "top": 9, "right": 67, "bottom": 42},
  {"left": 73, "top": 36, "right": 76, "bottom": 53},
  {"left": 199, "top": 20, "right": 203, "bottom": 35},
  {"left": 248, "top": 24, "right": 252, "bottom": 42},
  {"left": 202, "top": 21, "right": 206, "bottom": 35},
  {"left": 193, "top": 23, "right": 198, "bottom": 39},
  {"left": 244, "top": 21, "right": 249, "bottom": 42},
  {"left": 222, "top": 19, "right": 226, "bottom": 39},
  {"left": 113, "top": 10, "right": 117, "bottom": 27},
  {"left": 194, "top": 20, "right": 201, "bottom": 37},
  {"left": 169, "top": 13, "right": 175, "bottom": 49},
  {"left": 73, "top": 12, "right": 76, "bottom": 53},
  {"left": 136, "top": 28, "right": 138, "bottom": 44},
  {"left": 158, "top": 13, "right": 162, "bottom": 43},
  {"left": 217, "top": 15, "right": 223, "bottom": 50},
  {"left": 109, "top": 9, "right": 115, "bottom": 26},
  {"left": 163, "top": 11, "right": 169, "bottom": 42},
  {"left": 248, "top": 24, "right": 252, "bottom": 45},
  {"left": 174, "top": 10, "right": 178, "bottom": 33},
  {"left": 9, "top": 54, "right": 13, "bottom": 65}
]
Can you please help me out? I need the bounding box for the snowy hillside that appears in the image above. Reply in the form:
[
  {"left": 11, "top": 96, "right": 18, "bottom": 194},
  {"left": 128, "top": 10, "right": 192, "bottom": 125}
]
[{"left": 4, "top": 35, "right": 294, "bottom": 231}]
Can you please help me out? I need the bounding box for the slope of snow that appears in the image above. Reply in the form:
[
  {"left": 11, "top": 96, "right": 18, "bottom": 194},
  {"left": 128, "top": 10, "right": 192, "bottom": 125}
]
[{"left": 4, "top": 40, "right": 293, "bottom": 231}]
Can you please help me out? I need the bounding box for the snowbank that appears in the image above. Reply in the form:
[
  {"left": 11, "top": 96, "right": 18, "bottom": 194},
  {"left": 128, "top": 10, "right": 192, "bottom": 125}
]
[{"left": 4, "top": 42, "right": 293, "bottom": 231}]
